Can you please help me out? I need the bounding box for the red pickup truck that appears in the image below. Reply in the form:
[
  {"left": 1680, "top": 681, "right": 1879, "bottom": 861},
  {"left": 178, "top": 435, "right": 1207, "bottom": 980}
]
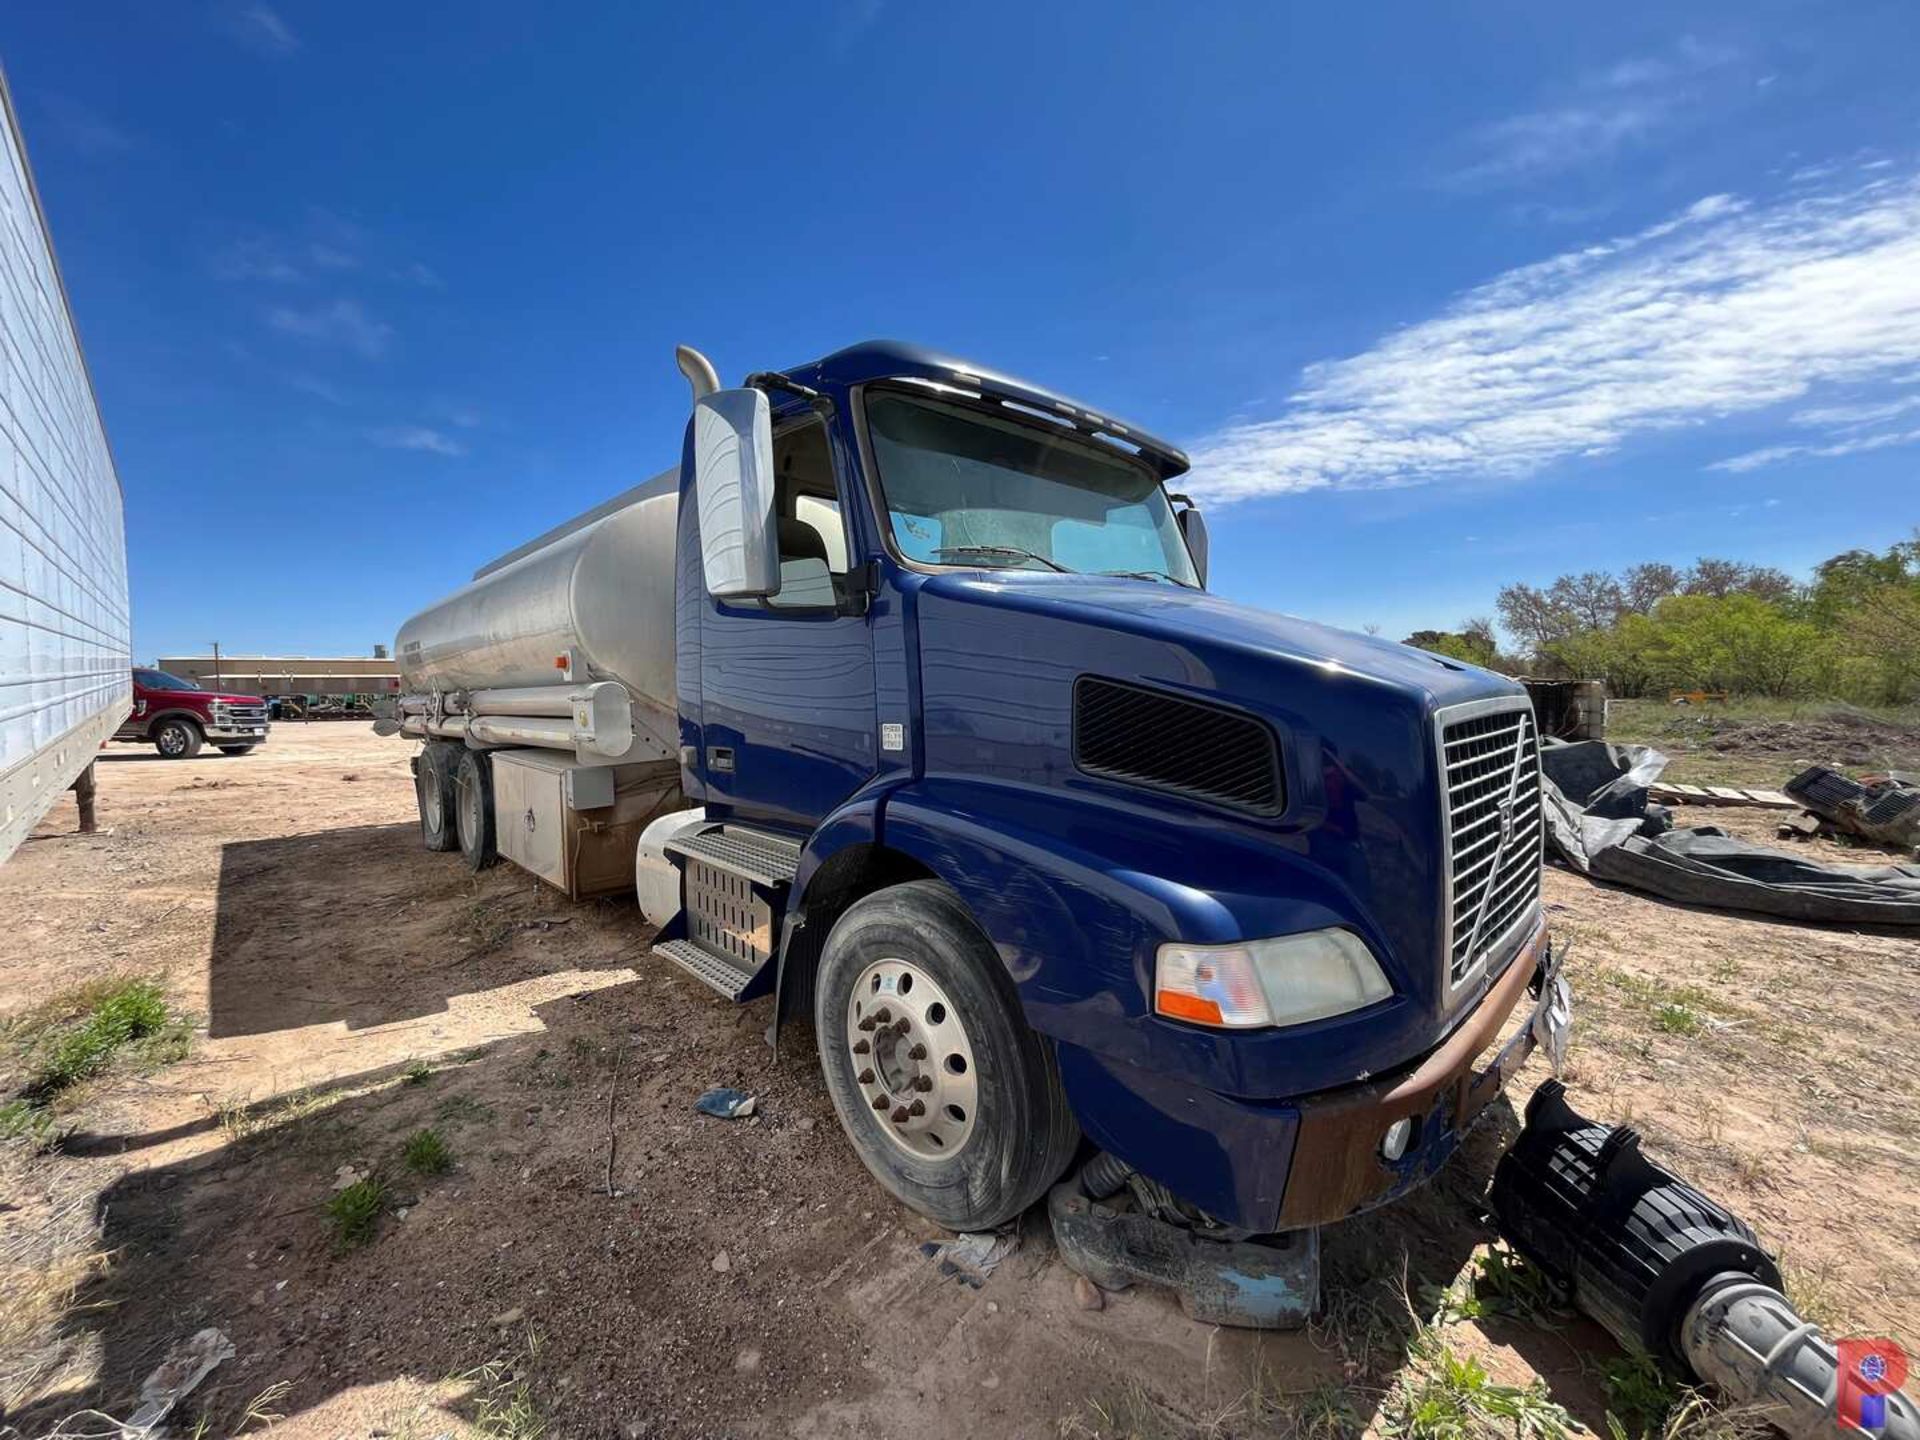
[{"left": 112, "top": 668, "right": 271, "bottom": 759}]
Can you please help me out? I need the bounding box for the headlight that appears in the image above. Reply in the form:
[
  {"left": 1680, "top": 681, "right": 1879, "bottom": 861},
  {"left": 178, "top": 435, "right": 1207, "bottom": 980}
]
[{"left": 1155, "top": 928, "right": 1392, "bottom": 1029}]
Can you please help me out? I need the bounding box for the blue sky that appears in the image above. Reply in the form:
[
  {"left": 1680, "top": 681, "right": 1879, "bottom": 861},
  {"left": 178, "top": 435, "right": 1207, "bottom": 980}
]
[{"left": 4, "top": 2, "right": 1916, "bottom": 661}]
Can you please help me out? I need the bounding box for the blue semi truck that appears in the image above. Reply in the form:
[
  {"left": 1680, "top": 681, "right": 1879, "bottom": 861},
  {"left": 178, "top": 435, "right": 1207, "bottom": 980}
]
[{"left": 391, "top": 341, "right": 1564, "bottom": 1314}]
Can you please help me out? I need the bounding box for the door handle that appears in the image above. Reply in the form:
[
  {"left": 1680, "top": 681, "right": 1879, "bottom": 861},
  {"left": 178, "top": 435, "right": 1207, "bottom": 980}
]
[{"left": 708, "top": 745, "right": 735, "bottom": 774}]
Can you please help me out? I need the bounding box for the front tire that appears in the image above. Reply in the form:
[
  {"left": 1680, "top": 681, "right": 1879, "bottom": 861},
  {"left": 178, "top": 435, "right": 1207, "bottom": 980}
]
[
  {"left": 454, "top": 749, "right": 496, "bottom": 871},
  {"left": 218, "top": 744, "right": 256, "bottom": 756},
  {"left": 814, "top": 880, "right": 1079, "bottom": 1231},
  {"left": 154, "top": 718, "right": 202, "bottom": 759}
]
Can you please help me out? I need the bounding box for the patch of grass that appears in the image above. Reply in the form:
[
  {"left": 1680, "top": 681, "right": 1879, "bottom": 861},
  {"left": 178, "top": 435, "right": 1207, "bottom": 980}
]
[
  {"left": 325, "top": 1174, "right": 388, "bottom": 1249},
  {"left": 1428, "top": 1244, "right": 1564, "bottom": 1328},
  {"left": 464, "top": 1335, "right": 550, "bottom": 1440},
  {"left": 0, "top": 1098, "right": 60, "bottom": 1149},
  {"left": 402, "top": 1126, "right": 452, "bottom": 1175},
  {"left": 403, "top": 1058, "right": 432, "bottom": 1085},
  {"left": 1601, "top": 1353, "right": 1686, "bottom": 1439},
  {"left": 1653, "top": 1003, "right": 1703, "bottom": 1037},
  {"left": 1058, "top": 1381, "right": 1188, "bottom": 1440},
  {"left": 1268, "top": 1379, "right": 1365, "bottom": 1440},
  {"left": 1386, "top": 1335, "right": 1571, "bottom": 1440},
  {"left": 15, "top": 979, "right": 186, "bottom": 1098}
]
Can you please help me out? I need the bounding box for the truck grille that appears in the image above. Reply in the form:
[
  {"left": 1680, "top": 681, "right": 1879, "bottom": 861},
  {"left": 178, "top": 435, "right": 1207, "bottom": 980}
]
[
  {"left": 1438, "top": 701, "right": 1543, "bottom": 987},
  {"left": 214, "top": 703, "right": 268, "bottom": 724}
]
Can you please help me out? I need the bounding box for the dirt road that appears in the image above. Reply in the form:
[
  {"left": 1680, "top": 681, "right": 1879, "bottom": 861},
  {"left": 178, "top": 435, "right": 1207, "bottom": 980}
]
[{"left": 2, "top": 725, "right": 1916, "bottom": 1438}]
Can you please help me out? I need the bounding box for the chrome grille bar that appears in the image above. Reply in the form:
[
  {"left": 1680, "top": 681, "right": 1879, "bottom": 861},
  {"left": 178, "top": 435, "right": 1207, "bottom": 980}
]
[{"left": 1435, "top": 698, "right": 1544, "bottom": 989}]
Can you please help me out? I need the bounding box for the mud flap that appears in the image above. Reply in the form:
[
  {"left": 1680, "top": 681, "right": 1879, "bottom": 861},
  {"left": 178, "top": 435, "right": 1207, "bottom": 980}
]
[{"left": 1047, "top": 1182, "right": 1320, "bottom": 1329}]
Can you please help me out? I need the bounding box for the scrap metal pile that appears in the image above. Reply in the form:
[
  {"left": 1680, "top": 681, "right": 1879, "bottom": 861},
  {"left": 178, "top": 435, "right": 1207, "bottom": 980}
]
[{"left": 1538, "top": 739, "right": 1920, "bottom": 926}]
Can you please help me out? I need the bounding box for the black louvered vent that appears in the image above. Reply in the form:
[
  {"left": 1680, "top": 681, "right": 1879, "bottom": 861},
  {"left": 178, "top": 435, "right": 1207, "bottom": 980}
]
[{"left": 1073, "top": 677, "right": 1282, "bottom": 815}]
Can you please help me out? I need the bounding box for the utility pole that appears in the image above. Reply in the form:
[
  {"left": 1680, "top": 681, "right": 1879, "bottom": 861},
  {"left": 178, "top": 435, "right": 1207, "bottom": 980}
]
[{"left": 211, "top": 641, "right": 222, "bottom": 685}]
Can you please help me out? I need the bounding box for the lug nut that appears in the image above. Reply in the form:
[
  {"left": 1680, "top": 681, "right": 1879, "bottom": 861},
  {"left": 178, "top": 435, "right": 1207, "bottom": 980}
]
[
  {"left": 913, "top": 1076, "right": 933, "bottom": 1092},
  {"left": 874, "top": 1007, "right": 892, "bottom": 1024},
  {"left": 871, "top": 1094, "right": 890, "bottom": 1111},
  {"left": 858, "top": 1016, "right": 878, "bottom": 1032},
  {"left": 908, "top": 1099, "right": 926, "bottom": 1117},
  {"left": 890, "top": 1105, "right": 910, "bottom": 1124},
  {"left": 852, "top": 1039, "right": 871, "bottom": 1055},
  {"left": 907, "top": 1043, "right": 927, "bottom": 1061},
  {"left": 857, "top": 1068, "right": 875, "bottom": 1085},
  {"left": 892, "top": 1018, "right": 911, "bottom": 1036}
]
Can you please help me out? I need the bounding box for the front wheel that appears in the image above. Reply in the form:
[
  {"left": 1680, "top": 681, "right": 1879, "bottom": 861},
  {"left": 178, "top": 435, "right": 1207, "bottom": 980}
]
[
  {"left": 154, "top": 718, "right": 202, "bottom": 759},
  {"left": 814, "top": 880, "right": 1080, "bottom": 1231}
]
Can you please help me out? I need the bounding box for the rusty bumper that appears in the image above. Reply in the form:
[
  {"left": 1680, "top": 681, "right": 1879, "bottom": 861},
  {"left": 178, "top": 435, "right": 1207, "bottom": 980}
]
[{"left": 1274, "top": 919, "right": 1556, "bottom": 1230}]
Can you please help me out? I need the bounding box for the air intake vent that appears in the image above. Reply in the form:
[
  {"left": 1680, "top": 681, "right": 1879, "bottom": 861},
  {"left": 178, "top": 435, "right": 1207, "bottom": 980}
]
[{"left": 1073, "top": 677, "right": 1281, "bottom": 815}]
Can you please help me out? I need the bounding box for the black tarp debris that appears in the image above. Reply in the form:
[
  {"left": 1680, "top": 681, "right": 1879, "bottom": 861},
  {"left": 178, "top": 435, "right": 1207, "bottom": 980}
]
[{"left": 1539, "top": 740, "right": 1920, "bottom": 926}]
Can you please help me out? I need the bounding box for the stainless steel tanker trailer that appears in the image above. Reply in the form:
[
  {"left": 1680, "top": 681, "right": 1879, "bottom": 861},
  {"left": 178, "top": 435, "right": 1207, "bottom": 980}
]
[{"left": 392, "top": 465, "right": 687, "bottom": 899}]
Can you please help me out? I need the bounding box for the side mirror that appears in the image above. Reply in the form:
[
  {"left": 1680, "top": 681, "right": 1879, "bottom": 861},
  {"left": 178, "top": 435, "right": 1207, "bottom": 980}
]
[
  {"left": 693, "top": 387, "right": 779, "bottom": 599},
  {"left": 1177, "top": 504, "right": 1210, "bottom": 589}
]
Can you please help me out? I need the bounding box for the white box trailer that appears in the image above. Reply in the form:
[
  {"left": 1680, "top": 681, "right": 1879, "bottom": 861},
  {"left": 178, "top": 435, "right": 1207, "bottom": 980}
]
[{"left": 0, "top": 70, "right": 132, "bottom": 862}]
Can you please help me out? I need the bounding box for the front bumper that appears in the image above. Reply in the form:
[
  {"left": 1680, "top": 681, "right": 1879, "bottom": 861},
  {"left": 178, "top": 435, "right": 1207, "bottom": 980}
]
[
  {"left": 1055, "top": 918, "right": 1560, "bottom": 1233},
  {"left": 205, "top": 723, "right": 270, "bottom": 743}
]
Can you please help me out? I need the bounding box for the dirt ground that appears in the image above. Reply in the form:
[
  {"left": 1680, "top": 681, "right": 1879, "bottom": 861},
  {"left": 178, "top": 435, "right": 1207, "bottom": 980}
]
[{"left": 1, "top": 724, "right": 1916, "bottom": 1439}]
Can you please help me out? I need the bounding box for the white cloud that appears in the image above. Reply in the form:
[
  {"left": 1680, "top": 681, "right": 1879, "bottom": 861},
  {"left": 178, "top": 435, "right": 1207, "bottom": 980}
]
[
  {"left": 226, "top": 3, "right": 298, "bottom": 56},
  {"left": 287, "top": 373, "right": 346, "bottom": 404},
  {"left": 1788, "top": 392, "right": 1920, "bottom": 429},
  {"left": 1450, "top": 103, "right": 1666, "bottom": 188},
  {"left": 1187, "top": 171, "right": 1920, "bottom": 502},
  {"left": 213, "top": 236, "right": 305, "bottom": 283},
  {"left": 267, "top": 299, "right": 392, "bottom": 359},
  {"left": 369, "top": 426, "right": 466, "bottom": 457},
  {"left": 1708, "top": 427, "right": 1920, "bottom": 474},
  {"left": 1448, "top": 38, "right": 1738, "bottom": 189}
]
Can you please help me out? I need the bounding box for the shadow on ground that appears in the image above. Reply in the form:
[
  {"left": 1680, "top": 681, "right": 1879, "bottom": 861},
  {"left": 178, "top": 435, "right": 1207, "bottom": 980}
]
[{"left": 205, "top": 823, "right": 615, "bottom": 1037}]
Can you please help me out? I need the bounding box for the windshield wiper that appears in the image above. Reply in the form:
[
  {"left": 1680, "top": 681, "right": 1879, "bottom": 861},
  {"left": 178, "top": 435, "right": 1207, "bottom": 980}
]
[
  {"left": 1098, "top": 568, "right": 1198, "bottom": 588},
  {"left": 931, "top": 545, "right": 1071, "bottom": 573}
]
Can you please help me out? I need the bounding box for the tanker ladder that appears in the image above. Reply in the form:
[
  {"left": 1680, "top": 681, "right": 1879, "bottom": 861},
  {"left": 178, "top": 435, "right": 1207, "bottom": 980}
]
[{"left": 651, "top": 825, "right": 801, "bottom": 1002}]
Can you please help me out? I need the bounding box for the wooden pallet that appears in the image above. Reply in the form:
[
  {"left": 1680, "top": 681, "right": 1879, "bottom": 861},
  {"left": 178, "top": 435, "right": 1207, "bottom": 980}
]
[{"left": 1648, "top": 782, "right": 1796, "bottom": 809}]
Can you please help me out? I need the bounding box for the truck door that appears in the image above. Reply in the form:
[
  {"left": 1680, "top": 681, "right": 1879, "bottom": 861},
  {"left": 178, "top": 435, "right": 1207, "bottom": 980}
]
[{"left": 697, "top": 408, "right": 876, "bottom": 832}]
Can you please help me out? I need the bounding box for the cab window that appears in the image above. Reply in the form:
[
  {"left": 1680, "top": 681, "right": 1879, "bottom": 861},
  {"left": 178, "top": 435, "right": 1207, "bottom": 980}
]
[{"left": 766, "top": 417, "right": 848, "bottom": 609}]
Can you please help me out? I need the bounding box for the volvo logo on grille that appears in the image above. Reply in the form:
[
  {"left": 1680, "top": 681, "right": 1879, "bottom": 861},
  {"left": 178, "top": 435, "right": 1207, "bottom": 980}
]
[{"left": 1496, "top": 797, "right": 1516, "bottom": 850}]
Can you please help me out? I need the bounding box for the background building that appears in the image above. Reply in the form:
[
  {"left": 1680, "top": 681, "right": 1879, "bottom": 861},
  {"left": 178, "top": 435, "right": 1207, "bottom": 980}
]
[{"left": 154, "top": 649, "right": 399, "bottom": 702}]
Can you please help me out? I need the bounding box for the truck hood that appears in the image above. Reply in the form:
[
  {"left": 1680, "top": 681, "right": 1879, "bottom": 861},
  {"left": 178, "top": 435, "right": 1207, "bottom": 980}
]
[
  {"left": 915, "top": 571, "right": 1513, "bottom": 712},
  {"left": 905, "top": 569, "right": 1531, "bottom": 1097},
  {"left": 153, "top": 689, "right": 265, "bottom": 705}
]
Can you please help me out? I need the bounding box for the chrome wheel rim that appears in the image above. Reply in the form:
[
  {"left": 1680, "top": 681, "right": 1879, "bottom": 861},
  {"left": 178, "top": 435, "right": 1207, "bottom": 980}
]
[
  {"left": 846, "top": 958, "right": 977, "bottom": 1160},
  {"left": 159, "top": 725, "right": 186, "bottom": 756},
  {"left": 423, "top": 769, "right": 446, "bottom": 832}
]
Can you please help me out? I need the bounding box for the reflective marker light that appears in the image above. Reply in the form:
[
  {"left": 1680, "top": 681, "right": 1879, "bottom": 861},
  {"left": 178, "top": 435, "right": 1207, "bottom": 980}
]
[
  {"left": 1155, "top": 928, "right": 1392, "bottom": 1030},
  {"left": 1381, "top": 1116, "right": 1414, "bottom": 1161}
]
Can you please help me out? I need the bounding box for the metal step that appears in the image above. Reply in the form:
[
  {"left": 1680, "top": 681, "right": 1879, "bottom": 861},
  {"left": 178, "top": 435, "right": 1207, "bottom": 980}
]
[
  {"left": 653, "top": 937, "right": 762, "bottom": 1002},
  {"left": 664, "top": 825, "right": 802, "bottom": 888}
]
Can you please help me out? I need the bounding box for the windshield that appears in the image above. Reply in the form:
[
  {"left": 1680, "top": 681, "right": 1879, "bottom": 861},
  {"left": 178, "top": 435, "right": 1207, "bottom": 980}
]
[
  {"left": 135, "top": 669, "right": 201, "bottom": 691},
  {"left": 865, "top": 391, "right": 1198, "bottom": 585}
]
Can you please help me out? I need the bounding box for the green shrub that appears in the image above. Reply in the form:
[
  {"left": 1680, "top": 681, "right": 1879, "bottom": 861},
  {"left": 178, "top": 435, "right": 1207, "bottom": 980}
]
[{"left": 325, "top": 1175, "right": 388, "bottom": 1248}]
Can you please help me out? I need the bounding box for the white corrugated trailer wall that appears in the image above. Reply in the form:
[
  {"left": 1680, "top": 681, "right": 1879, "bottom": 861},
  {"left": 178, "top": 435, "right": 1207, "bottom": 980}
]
[{"left": 0, "top": 71, "right": 132, "bottom": 862}]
